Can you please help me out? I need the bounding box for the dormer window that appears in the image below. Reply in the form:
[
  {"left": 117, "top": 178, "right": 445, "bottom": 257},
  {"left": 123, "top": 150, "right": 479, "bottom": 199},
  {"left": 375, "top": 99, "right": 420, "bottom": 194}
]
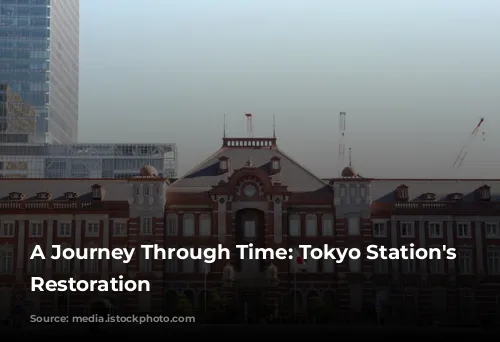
[
  {"left": 8, "top": 192, "right": 24, "bottom": 200},
  {"left": 91, "top": 184, "right": 102, "bottom": 200},
  {"left": 422, "top": 193, "right": 436, "bottom": 201},
  {"left": 36, "top": 192, "right": 51, "bottom": 200},
  {"left": 270, "top": 156, "right": 281, "bottom": 174},
  {"left": 218, "top": 156, "right": 229, "bottom": 174},
  {"left": 449, "top": 192, "right": 463, "bottom": 201},
  {"left": 396, "top": 185, "right": 408, "bottom": 201},
  {"left": 477, "top": 185, "right": 491, "bottom": 201},
  {"left": 64, "top": 192, "right": 77, "bottom": 200}
]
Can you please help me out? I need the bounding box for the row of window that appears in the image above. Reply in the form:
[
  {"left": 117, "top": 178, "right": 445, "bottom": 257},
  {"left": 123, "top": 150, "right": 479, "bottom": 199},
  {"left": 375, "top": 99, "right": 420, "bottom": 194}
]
[
  {"left": 373, "top": 248, "right": 500, "bottom": 275},
  {"left": 373, "top": 221, "right": 500, "bottom": 238},
  {"left": 0, "top": 220, "right": 131, "bottom": 238},
  {"left": 133, "top": 184, "right": 161, "bottom": 196},
  {"left": 166, "top": 214, "right": 335, "bottom": 238},
  {"left": 1, "top": 218, "right": 499, "bottom": 239},
  {"left": 0, "top": 247, "right": 498, "bottom": 275},
  {"left": 0, "top": 245, "right": 154, "bottom": 274},
  {"left": 166, "top": 214, "right": 211, "bottom": 237}
]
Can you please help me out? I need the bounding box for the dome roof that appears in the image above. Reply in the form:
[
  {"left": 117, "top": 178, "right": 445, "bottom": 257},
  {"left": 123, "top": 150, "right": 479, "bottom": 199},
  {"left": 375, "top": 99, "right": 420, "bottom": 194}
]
[
  {"left": 341, "top": 166, "right": 358, "bottom": 178},
  {"left": 139, "top": 165, "right": 158, "bottom": 177}
]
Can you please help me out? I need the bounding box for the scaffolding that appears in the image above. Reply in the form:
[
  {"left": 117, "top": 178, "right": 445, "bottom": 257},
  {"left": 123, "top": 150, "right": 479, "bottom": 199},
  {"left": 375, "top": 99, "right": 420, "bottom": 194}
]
[{"left": 0, "top": 143, "right": 178, "bottom": 179}]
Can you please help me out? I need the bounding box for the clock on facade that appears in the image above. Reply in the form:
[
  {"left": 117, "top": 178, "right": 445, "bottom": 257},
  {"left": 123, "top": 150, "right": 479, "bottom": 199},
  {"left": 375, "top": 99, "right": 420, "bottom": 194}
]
[{"left": 243, "top": 184, "right": 257, "bottom": 198}]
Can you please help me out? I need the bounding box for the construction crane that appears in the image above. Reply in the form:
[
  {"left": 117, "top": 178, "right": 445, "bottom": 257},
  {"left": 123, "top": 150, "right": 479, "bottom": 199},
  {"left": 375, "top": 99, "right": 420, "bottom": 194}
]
[{"left": 453, "top": 118, "right": 485, "bottom": 168}]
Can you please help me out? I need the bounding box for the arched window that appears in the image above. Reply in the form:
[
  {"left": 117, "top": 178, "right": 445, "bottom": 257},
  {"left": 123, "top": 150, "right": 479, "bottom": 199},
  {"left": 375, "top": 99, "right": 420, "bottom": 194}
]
[
  {"left": 305, "top": 214, "right": 317, "bottom": 236},
  {"left": 199, "top": 214, "right": 211, "bottom": 236},
  {"left": 183, "top": 214, "right": 195, "bottom": 236},
  {"left": 166, "top": 214, "right": 178, "bottom": 236},
  {"left": 288, "top": 214, "right": 300, "bottom": 236},
  {"left": 322, "top": 214, "right": 333, "bottom": 236}
]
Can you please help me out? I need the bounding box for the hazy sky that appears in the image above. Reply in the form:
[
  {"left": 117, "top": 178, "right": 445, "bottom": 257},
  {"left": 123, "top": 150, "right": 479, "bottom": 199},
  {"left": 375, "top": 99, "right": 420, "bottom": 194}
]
[{"left": 79, "top": 0, "right": 500, "bottom": 178}]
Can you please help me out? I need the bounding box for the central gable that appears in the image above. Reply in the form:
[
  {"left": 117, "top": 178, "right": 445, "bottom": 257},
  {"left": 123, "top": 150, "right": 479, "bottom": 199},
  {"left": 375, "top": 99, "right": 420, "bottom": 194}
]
[{"left": 169, "top": 137, "right": 329, "bottom": 193}]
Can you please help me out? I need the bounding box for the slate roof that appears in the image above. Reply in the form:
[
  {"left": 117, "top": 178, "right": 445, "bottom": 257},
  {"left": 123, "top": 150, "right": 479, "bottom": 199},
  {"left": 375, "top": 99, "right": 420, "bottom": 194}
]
[
  {"left": 169, "top": 137, "right": 329, "bottom": 193},
  {"left": 370, "top": 179, "right": 500, "bottom": 203},
  {"left": 0, "top": 179, "right": 131, "bottom": 201}
]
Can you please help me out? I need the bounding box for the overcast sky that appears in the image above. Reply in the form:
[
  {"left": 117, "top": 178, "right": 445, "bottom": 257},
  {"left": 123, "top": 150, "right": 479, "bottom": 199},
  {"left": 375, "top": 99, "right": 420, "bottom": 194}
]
[{"left": 78, "top": 0, "right": 500, "bottom": 178}]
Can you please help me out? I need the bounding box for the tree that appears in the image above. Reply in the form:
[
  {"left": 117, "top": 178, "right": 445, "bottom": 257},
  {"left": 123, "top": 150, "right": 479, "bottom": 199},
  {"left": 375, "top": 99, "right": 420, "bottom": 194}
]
[
  {"left": 307, "top": 296, "right": 332, "bottom": 323},
  {"left": 174, "top": 295, "right": 193, "bottom": 316},
  {"left": 204, "top": 290, "right": 227, "bottom": 322},
  {"left": 206, "top": 290, "right": 224, "bottom": 311}
]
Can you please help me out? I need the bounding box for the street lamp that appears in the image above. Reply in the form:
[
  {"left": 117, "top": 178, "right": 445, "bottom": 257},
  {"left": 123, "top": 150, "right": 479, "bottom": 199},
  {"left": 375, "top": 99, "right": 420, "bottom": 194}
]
[
  {"left": 221, "top": 263, "right": 234, "bottom": 288},
  {"left": 266, "top": 262, "right": 278, "bottom": 286}
]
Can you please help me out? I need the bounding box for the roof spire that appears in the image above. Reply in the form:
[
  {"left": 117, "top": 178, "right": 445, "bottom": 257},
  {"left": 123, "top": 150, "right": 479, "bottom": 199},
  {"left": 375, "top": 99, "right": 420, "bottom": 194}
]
[
  {"left": 223, "top": 113, "right": 227, "bottom": 138},
  {"left": 348, "top": 148, "right": 352, "bottom": 167},
  {"left": 273, "top": 113, "right": 276, "bottom": 138}
]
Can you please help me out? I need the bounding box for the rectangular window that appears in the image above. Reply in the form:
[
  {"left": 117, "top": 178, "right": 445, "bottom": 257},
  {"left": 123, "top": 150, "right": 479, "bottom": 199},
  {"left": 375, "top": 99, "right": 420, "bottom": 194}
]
[
  {"left": 199, "top": 248, "right": 211, "bottom": 274},
  {"left": 58, "top": 222, "right": 71, "bottom": 237},
  {"left": 29, "top": 222, "right": 43, "bottom": 237},
  {"left": 85, "top": 259, "right": 99, "bottom": 273},
  {"left": 0, "top": 222, "right": 14, "bottom": 237},
  {"left": 0, "top": 247, "right": 14, "bottom": 274},
  {"left": 305, "top": 215, "right": 317, "bottom": 236},
  {"left": 429, "top": 257, "right": 444, "bottom": 274},
  {"left": 140, "top": 249, "right": 152, "bottom": 273},
  {"left": 289, "top": 215, "right": 300, "bottom": 236},
  {"left": 486, "top": 223, "right": 500, "bottom": 238},
  {"left": 141, "top": 217, "right": 153, "bottom": 235},
  {"left": 429, "top": 222, "right": 443, "bottom": 238},
  {"left": 86, "top": 222, "right": 99, "bottom": 237},
  {"left": 373, "top": 222, "right": 386, "bottom": 237},
  {"left": 457, "top": 222, "right": 471, "bottom": 238},
  {"left": 374, "top": 258, "right": 389, "bottom": 274},
  {"left": 182, "top": 254, "right": 195, "bottom": 273},
  {"left": 166, "top": 215, "right": 178, "bottom": 236},
  {"left": 322, "top": 215, "right": 333, "bottom": 236},
  {"left": 458, "top": 250, "right": 473, "bottom": 274},
  {"left": 182, "top": 215, "right": 194, "bottom": 236},
  {"left": 487, "top": 248, "right": 500, "bottom": 275},
  {"left": 56, "top": 256, "right": 71, "bottom": 273},
  {"left": 113, "top": 222, "right": 127, "bottom": 236},
  {"left": 199, "top": 215, "right": 211, "bottom": 236},
  {"left": 400, "top": 222, "right": 414, "bottom": 237},
  {"left": 28, "top": 245, "right": 43, "bottom": 273},
  {"left": 112, "top": 258, "right": 126, "bottom": 273},
  {"left": 401, "top": 258, "right": 416, "bottom": 273},
  {"left": 166, "top": 247, "right": 178, "bottom": 273}
]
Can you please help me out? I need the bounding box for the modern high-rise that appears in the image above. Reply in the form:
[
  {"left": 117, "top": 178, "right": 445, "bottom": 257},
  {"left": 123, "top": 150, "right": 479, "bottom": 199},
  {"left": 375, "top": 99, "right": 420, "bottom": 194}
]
[
  {"left": 0, "top": 0, "right": 79, "bottom": 144},
  {"left": 0, "top": 83, "right": 37, "bottom": 143}
]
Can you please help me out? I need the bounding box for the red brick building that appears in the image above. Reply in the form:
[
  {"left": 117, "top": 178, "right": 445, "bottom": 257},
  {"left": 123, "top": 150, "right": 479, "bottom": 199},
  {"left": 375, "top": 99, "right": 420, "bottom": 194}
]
[
  {"left": 368, "top": 179, "right": 500, "bottom": 325},
  {"left": 0, "top": 169, "right": 167, "bottom": 317},
  {"left": 0, "top": 135, "right": 499, "bottom": 324}
]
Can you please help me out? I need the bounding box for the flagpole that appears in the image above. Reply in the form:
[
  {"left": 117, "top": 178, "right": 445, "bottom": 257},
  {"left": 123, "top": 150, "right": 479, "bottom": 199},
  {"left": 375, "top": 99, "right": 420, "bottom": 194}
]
[
  {"left": 204, "top": 264, "right": 207, "bottom": 312},
  {"left": 293, "top": 269, "right": 297, "bottom": 315}
]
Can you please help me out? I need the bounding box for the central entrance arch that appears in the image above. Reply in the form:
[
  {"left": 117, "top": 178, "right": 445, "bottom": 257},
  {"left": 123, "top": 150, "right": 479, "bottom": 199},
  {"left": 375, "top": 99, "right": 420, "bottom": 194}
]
[
  {"left": 234, "top": 208, "right": 266, "bottom": 275},
  {"left": 233, "top": 208, "right": 267, "bottom": 322}
]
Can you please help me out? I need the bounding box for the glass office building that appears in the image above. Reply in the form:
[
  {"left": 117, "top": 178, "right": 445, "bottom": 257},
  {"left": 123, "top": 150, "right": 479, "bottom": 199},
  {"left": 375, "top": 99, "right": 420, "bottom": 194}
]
[
  {"left": 0, "top": 143, "right": 178, "bottom": 178},
  {"left": 0, "top": 0, "right": 79, "bottom": 144}
]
